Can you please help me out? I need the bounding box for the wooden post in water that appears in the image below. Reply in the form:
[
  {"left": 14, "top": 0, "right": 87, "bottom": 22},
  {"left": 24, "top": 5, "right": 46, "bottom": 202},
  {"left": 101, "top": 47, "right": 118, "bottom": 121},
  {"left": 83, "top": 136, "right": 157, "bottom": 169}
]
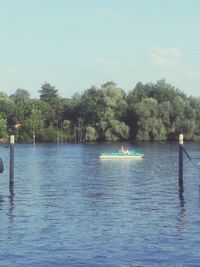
[
  {"left": 33, "top": 128, "right": 36, "bottom": 146},
  {"left": 179, "top": 134, "right": 184, "bottom": 188},
  {"left": 9, "top": 135, "right": 15, "bottom": 188}
]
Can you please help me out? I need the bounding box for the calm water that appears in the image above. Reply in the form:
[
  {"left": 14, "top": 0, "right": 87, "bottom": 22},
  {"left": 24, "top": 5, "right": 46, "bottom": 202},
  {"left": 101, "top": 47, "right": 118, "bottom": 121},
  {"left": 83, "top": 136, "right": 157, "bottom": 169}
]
[{"left": 0, "top": 142, "right": 200, "bottom": 267}]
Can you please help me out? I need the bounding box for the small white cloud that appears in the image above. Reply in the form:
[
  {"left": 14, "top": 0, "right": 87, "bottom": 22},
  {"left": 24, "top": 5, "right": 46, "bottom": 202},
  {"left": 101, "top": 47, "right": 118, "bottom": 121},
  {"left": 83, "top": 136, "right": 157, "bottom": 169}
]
[{"left": 148, "top": 47, "right": 181, "bottom": 67}]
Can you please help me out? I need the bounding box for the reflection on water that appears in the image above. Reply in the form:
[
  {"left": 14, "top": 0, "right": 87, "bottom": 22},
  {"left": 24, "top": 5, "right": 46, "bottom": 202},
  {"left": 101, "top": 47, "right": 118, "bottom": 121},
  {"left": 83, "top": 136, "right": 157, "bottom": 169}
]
[
  {"left": 179, "top": 188, "right": 185, "bottom": 208},
  {"left": 0, "top": 143, "right": 200, "bottom": 266},
  {"left": 8, "top": 186, "right": 15, "bottom": 222}
]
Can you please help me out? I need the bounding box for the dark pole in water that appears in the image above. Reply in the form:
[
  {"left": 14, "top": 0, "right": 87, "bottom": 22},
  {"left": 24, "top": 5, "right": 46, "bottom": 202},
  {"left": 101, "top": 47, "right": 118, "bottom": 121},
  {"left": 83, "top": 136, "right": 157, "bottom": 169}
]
[
  {"left": 9, "top": 135, "right": 15, "bottom": 188},
  {"left": 179, "top": 134, "right": 183, "bottom": 188}
]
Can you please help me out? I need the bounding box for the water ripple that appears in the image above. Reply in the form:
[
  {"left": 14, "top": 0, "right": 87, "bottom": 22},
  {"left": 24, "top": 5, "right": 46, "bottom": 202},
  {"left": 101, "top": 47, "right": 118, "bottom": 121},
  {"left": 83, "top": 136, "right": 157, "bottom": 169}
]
[{"left": 0, "top": 143, "right": 200, "bottom": 266}]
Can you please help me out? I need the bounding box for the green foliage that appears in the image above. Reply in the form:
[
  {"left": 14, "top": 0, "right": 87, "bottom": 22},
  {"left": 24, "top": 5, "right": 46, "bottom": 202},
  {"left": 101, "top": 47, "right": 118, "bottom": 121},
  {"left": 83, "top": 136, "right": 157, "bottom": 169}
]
[
  {"left": 126, "top": 79, "right": 199, "bottom": 142},
  {"left": 105, "top": 120, "right": 129, "bottom": 141},
  {"left": 38, "top": 127, "right": 58, "bottom": 142},
  {"left": 137, "top": 118, "right": 166, "bottom": 141},
  {"left": 136, "top": 98, "right": 158, "bottom": 118},
  {"left": 80, "top": 82, "right": 128, "bottom": 141},
  {"left": 0, "top": 115, "right": 7, "bottom": 139},
  {"left": 158, "top": 101, "right": 172, "bottom": 129},
  {"left": 39, "top": 82, "right": 59, "bottom": 103},
  {"left": 16, "top": 130, "right": 32, "bottom": 143},
  {"left": 0, "top": 92, "right": 15, "bottom": 120},
  {"left": 25, "top": 108, "right": 44, "bottom": 140},
  {"left": 10, "top": 88, "right": 30, "bottom": 103},
  {"left": 38, "top": 83, "right": 63, "bottom": 129},
  {"left": 0, "top": 78, "right": 200, "bottom": 143},
  {"left": 63, "top": 119, "right": 71, "bottom": 129},
  {"left": 85, "top": 126, "right": 98, "bottom": 142}
]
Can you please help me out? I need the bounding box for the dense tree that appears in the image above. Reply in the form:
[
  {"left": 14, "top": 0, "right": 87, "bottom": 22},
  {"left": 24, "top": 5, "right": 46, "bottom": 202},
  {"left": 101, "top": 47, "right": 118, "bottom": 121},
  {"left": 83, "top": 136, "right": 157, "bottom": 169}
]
[
  {"left": 38, "top": 82, "right": 63, "bottom": 133},
  {"left": 105, "top": 120, "right": 129, "bottom": 141},
  {"left": 134, "top": 98, "right": 166, "bottom": 141},
  {"left": 0, "top": 79, "right": 199, "bottom": 143},
  {"left": 0, "top": 115, "right": 7, "bottom": 139},
  {"left": 39, "top": 82, "right": 59, "bottom": 103},
  {"left": 80, "top": 82, "right": 129, "bottom": 141},
  {"left": 126, "top": 80, "right": 194, "bottom": 141},
  {"left": 85, "top": 126, "right": 98, "bottom": 142},
  {"left": 10, "top": 88, "right": 30, "bottom": 103}
]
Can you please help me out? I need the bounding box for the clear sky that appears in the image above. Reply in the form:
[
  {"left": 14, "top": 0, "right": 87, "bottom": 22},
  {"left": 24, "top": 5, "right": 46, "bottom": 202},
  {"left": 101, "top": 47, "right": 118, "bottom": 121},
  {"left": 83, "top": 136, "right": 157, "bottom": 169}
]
[{"left": 0, "top": 0, "right": 200, "bottom": 98}]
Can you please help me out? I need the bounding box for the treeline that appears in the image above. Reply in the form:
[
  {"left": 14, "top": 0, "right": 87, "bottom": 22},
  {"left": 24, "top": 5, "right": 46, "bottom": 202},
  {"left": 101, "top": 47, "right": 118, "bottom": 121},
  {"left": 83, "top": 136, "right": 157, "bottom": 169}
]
[{"left": 0, "top": 79, "right": 199, "bottom": 143}]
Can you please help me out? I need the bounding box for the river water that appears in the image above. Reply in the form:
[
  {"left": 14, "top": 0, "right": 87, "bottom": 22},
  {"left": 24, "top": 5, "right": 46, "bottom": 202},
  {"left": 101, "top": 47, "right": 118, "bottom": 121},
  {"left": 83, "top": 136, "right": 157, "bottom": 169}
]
[{"left": 0, "top": 142, "right": 200, "bottom": 266}]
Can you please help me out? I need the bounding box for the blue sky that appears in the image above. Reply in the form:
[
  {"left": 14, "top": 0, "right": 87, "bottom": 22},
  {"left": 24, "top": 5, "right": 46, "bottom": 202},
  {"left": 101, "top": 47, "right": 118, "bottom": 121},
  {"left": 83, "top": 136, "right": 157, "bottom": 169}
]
[{"left": 0, "top": 0, "right": 200, "bottom": 98}]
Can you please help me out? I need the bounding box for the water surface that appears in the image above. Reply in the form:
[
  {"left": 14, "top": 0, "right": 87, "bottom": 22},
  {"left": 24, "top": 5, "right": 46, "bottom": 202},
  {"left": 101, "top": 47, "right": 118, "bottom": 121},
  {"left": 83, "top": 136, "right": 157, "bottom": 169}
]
[{"left": 0, "top": 142, "right": 200, "bottom": 266}]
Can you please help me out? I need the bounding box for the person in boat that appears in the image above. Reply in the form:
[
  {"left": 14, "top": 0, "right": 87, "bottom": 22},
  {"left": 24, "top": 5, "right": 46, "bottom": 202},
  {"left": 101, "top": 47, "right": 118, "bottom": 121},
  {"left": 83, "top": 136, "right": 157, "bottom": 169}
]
[{"left": 121, "top": 145, "right": 130, "bottom": 154}]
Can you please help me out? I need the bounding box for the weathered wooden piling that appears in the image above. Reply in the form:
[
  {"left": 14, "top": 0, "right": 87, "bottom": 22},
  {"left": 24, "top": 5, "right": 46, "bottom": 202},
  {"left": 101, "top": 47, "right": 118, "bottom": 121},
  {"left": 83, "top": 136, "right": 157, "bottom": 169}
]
[
  {"left": 179, "top": 134, "right": 183, "bottom": 188},
  {"left": 9, "top": 135, "right": 15, "bottom": 187}
]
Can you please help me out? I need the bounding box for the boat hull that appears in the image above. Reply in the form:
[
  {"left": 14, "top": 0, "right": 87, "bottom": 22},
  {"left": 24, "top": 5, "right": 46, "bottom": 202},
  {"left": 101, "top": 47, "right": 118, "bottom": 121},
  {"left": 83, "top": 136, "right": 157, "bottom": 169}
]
[{"left": 100, "top": 152, "right": 144, "bottom": 160}]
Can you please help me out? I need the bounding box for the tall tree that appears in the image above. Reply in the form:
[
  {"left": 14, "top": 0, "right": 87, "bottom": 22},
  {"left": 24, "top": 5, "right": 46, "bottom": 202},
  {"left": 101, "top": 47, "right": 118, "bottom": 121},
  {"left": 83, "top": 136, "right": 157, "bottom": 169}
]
[
  {"left": 39, "top": 82, "right": 59, "bottom": 103},
  {"left": 80, "top": 82, "right": 129, "bottom": 141},
  {"left": 10, "top": 88, "right": 30, "bottom": 103}
]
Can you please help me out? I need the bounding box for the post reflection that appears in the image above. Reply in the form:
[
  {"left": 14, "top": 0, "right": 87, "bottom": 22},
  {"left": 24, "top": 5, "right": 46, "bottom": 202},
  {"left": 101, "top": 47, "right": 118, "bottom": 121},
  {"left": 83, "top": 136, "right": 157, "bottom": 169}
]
[
  {"left": 179, "top": 187, "right": 185, "bottom": 208},
  {"left": 8, "top": 185, "right": 15, "bottom": 222},
  {"left": 177, "top": 186, "right": 186, "bottom": 235},
  {"left": 0, "top": 194, "right": 4, "bottom": 204}
]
